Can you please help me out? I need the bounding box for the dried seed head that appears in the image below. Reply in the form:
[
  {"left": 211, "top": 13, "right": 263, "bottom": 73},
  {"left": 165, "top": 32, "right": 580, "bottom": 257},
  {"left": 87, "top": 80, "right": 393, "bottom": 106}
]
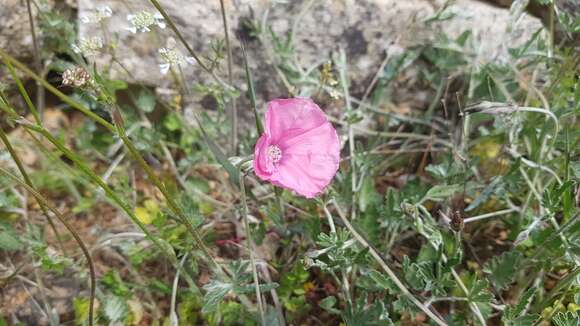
[
  {"left": 450, "top": 210, "right": 464, "bottom": 232},
  {"left": 62, "top": 67, "right": 92, "bottom": 88}
]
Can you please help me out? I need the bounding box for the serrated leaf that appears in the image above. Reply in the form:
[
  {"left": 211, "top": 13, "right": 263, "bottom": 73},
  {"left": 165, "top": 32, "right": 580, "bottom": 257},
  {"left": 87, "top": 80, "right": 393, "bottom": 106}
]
[
  {"left": 506, "top": 314, "right": 540, "bottom": 326},
  {"left": 552, "top": 312, "right": 580, "bottom": 326},
  {"left": 345, "top": 296, "right": 394, "bottom": 325},
  {"left": 422, "top": 184, "right": 461, "bottom": 202},
  {"left": 483, "top": 251, "right": 523, "bottom": 289},
  {"left": 468, "top": 279, "right": 493, "bottom": 303},
  {"left": 368, "top": 270, "right": 398, "bottom": 293},
  {"left": 104, "top": 295, "right": 128, "bottom": 322},
  {"left": 502, "top": 287, "right": 537, "bottom": 325},
  {"left": 202, "top": 280, "right": 233, "bottom": 313}
]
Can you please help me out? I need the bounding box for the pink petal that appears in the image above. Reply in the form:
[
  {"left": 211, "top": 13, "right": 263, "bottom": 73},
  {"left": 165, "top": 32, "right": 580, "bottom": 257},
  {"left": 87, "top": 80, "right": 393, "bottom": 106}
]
[
  {"left": 265, "top": 98, "right": 328, "bottom": 143},
  {"left": 270, "top": 123, "right": 340, "bottom": 198},
  {"left": 253, "top": 134, "right": 275, "bottom": 179}
]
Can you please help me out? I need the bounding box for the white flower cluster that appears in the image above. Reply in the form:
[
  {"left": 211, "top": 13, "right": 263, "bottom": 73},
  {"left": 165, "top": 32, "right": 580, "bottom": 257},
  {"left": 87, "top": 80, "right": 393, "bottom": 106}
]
[
  {"left": 72, "top": 36, "right": 103, "bottom": 56},
  {"left": 158, "top": 47, "right": 195, "bottom": 74},
  {"left": 75, "top": 6, "right": 194, "bottom": 75},
  {"left": 80, "top": 6, "right": 112, "bottom": 24},
  {"left": 127, "top": 11, "right": 166, "bottom": 33}
]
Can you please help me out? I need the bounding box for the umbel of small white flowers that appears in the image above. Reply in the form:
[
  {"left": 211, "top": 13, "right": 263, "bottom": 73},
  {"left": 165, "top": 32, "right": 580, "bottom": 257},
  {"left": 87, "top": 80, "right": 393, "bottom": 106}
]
[
  {"left": 158, "top": 44, "right": 195, "bottom": 74},
  {"left": 127, "top": 11, "right": 166, "bottom": 33},
  {"left": 72, "top": 37, "right": 103, "bottom": 57},
  {"left": 80, "top": 6, "right": 113, "bottom": 24}
]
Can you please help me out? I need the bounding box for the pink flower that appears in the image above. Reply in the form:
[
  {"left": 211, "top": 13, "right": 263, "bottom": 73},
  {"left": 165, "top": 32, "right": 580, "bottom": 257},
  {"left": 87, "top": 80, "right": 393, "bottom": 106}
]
[{"left": 253, "top": 98, "right": 340, "bottom": 198}]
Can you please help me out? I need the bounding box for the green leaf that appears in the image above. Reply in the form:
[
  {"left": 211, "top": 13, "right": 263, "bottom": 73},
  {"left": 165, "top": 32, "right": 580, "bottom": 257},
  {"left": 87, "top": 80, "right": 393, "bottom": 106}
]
[
  {"left": 102, "top": 270, "right": 131, "bottom": 297},
  {"left": 0, "top": 225, "right": 22, "bottom": 251},
  {"left": 345, "top": 296, "right": 393, "bottom": 325},
  {"left": 319, "top": 296, "right": 340, "bottom": 315},
  {"left": 552, "top": 312, "right": 580, "bottom": 326},
  {"left": 468, "top": 278, "right": 493, "bottom": 303},
  {"left": 422, "top": 184, "right": 461, "bottom": 202},
  {"left": 104, "top": 295, "right": 128, "bottom": 322},
  {"left": 177, "top": 192, "right": 203, "bottom": 229},
  {"left": 502, "top": 287, "right": 537, "bottom": 325},
  {"left": 368, "top": 270, "right": 398, "bottom": 293},
  {"left": 507, "top": 314, "right": 540, "bottom": 326},
  {"left": 73, "top": 297, "right": 90, "bottom": 325},
  {"left": 202, "top": 280, "right": 233, "bottom": 313},
  {"left": 235, "top": 282, "right": 279, "bottom": 295},
  {"left": 466, "top": 176, "right": 502, "bottom": 212},
  {"left": 136, "top": 88, "right": 156, "bottom": 113},
  {"left": 483, "top": 251, "right": 523, "bottom": 289}
]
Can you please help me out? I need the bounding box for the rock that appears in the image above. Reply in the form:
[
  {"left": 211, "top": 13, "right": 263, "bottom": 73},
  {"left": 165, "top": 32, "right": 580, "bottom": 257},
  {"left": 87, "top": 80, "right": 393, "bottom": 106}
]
[
  {"left": 77, "top": 0, "right": 542, "bottom": 99},
  {"left": 0, "top": 0, "right": 36, "bottom": 59}
]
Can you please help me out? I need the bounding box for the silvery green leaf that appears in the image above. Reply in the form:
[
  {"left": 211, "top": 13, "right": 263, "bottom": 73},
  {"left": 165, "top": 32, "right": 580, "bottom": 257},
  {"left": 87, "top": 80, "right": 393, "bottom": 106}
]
[{"left": 202, "top": 280, "right": 233, "bottom": 313}]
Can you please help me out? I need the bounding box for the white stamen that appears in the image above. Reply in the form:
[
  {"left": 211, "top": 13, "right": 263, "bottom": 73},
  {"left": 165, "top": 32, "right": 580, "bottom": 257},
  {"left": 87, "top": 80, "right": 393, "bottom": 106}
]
[{"left": 267, "top": 145, "right": 282, "bottom": 163}]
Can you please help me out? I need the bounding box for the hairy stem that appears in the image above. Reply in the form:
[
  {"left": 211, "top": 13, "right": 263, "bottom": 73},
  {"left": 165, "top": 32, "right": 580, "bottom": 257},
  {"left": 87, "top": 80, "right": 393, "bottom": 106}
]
[
  {"left": 219, "top": 0, "right": 237, "bottom": 155},
  {"left": 239, "top": 173, "right": 266, "bottom": 325}
]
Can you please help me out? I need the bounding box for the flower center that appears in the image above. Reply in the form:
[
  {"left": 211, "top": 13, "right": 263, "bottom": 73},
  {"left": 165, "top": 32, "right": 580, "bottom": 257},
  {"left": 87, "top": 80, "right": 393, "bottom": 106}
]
[{"left": 267, "top": 145, "right": 282, "bottom": 163}]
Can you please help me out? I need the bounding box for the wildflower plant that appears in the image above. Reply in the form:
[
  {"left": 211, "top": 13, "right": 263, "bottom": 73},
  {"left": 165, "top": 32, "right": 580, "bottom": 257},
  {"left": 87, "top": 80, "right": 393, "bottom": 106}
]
[{"left": 0, "top": 0, "right": 578, "bottom": 325}]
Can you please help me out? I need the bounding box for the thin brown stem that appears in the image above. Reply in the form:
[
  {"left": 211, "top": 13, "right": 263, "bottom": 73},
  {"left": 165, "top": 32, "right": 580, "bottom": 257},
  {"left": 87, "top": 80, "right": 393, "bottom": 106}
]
[
  {"left": 219, "top": 0, "right": 237, "bottom": 155},
  {"left": 25, "top": 0, "right": 45, "bottom": 122}
]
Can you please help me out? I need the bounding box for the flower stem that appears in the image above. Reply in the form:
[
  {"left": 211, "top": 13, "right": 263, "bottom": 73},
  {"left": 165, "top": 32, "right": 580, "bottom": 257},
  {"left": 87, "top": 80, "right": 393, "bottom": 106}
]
[
  {"left": 239, "top": 173, "right": 266, "bottom": 325},
  {"left": 337, "top": 49, "right": 357, "bottom": 221}
]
